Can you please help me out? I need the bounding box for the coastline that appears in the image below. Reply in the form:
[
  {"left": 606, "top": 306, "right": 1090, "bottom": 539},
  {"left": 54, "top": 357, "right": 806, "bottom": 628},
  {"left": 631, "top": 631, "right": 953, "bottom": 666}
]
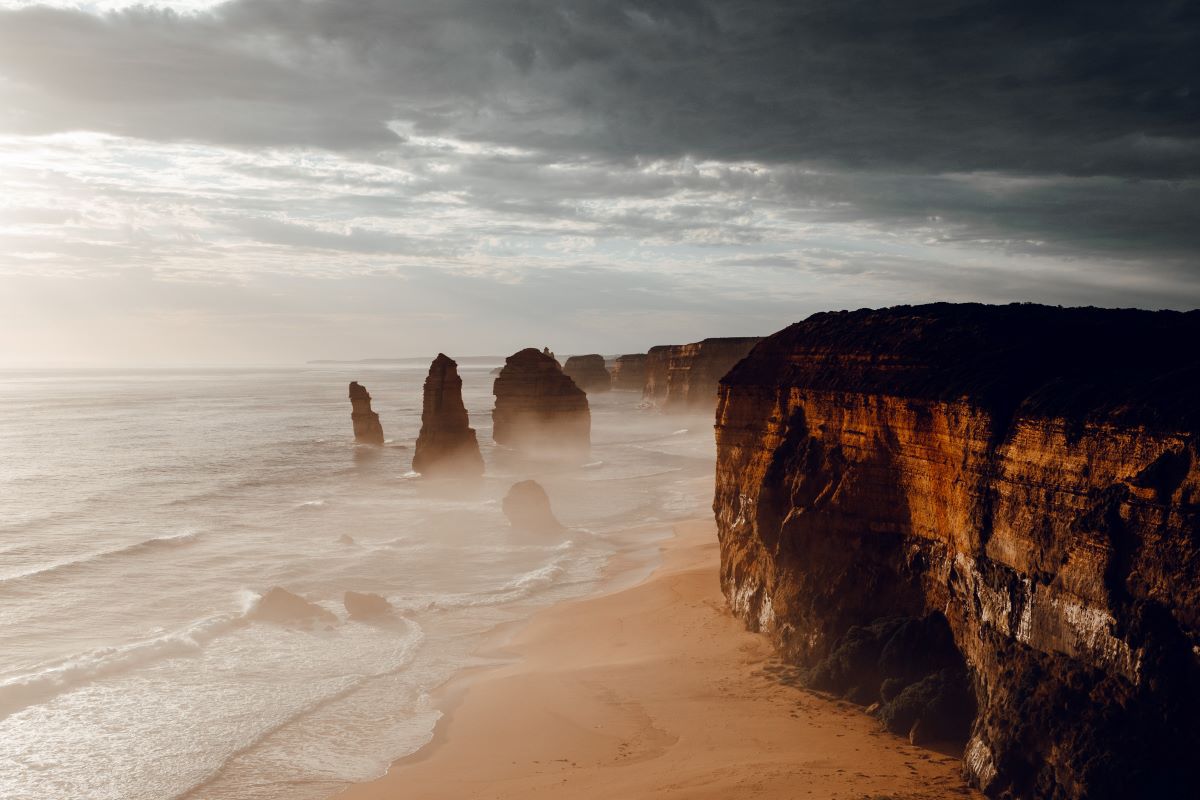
[{"left": 332, "top": 518, "right": 979, "bottom": 800}]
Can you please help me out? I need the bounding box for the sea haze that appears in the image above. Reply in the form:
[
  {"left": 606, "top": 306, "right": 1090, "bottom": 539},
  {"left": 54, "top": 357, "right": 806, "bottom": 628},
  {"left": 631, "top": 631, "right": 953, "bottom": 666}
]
[{"left": 0, "top": 365, "right": 715, "bottom": 800}]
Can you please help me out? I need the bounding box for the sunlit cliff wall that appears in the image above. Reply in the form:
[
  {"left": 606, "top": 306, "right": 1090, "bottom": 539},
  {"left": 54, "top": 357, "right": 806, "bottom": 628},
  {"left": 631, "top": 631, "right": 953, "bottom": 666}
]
[{"left": 714, "top": 303, "right": 1200, "bottom": 798}]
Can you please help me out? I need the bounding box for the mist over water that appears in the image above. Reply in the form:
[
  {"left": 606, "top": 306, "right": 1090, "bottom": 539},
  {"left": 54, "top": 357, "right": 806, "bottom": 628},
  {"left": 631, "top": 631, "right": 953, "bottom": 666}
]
[{"left": 0, "top": 365, "right": 716, "bottom": 800}]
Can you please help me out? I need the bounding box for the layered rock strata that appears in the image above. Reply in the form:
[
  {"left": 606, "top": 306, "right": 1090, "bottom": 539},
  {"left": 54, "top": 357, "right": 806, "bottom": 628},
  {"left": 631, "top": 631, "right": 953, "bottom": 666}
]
[
  {"left": 610, "top": 353, "right": 648, "bottom": 391},
  {"left": 563, "top": 354, "right": 612, "bottom": 393},
  {"left": 492, "top": 348, "right": 590, "bottom": 458},
  {"left": 348, "top": 381, "right": 385, "bottom": 445},
  {"left": 412, "top": 354, "right": 484, "bottom": 477},
  {"left": 643, "top": 337, "right": 760, "bottom": 411},
  {"left": 502, "top": 480, "right": 565, "bottom": 534},
  {"left": 714, "top": 303, "right": 1200, "bottom": 799}
]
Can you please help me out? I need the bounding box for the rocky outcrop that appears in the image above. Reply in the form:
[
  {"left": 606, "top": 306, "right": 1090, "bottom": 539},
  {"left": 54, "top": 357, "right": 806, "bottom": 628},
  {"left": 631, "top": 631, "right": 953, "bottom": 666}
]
[
  {"left": 348, "top": 381, "right": 385, "bottom": 445},
  {"left": 492, "top": 348, "right": 590, "bottom": 458},
  {"left": 610, "top": 353, "right": 647, "bottom": 391},
  {"left": 502, "top": 480, "right": 564, "bottom": 533},
  {"left": 713, "top": 303, "right": 1200, "bottom": 799},
  {"left": 344, "top": 591, "right": 391, "bottom": 619},
  {"left": 563, "top": 354, "right": 611, "bottom": 393},
  {"left": 642, "top": 337, "right": 760, "bottom": 411},
  {"left": 250, "top": 587, "right": 337, "bottom": 626},
  {"left": 412, "top": 354, "right": 484, "bottom": 477}
]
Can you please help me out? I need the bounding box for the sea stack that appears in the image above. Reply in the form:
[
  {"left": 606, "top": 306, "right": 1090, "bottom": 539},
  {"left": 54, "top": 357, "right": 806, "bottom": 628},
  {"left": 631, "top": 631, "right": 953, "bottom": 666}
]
[
  {"left": 348, "top": 381, "right": 385, "bottom": 445},
  {"left": 610, "top": 353, "right": 647, "bottom": 391},
  {"left": 642, "top": 337, "right": 760, "bottom": 412},
  {"left": 562, "top": 354, "right": 611, "bottom": 393},
  {"left": 492, "top": 348, "right": 590, "bottom": 458},
  {"left": 502, "top": 480, "right": 564, "bottom": 533},
  {"left": 412, "top": 354, "right": 484, "bottom": 477},
  {"left": 713, "top": 303, "right": 1200, "bottom": 799}
]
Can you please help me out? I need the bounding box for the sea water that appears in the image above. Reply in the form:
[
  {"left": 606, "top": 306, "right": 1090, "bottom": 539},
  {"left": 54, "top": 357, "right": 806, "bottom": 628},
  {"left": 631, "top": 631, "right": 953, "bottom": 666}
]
[{"left": 0, "top": 365, "right": 716, "bottom": 799}]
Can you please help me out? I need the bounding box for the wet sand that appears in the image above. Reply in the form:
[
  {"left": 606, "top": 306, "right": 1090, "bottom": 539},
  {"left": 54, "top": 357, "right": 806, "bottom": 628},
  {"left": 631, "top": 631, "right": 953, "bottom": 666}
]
[{"left": 334, "top": 519, "right": 979, "bottom": 800}]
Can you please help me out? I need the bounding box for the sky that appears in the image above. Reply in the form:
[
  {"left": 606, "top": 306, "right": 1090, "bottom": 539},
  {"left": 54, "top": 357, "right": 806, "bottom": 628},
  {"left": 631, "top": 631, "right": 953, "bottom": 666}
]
[{"left": 0, "top": 0, "right": 1197, "bottom": 364}]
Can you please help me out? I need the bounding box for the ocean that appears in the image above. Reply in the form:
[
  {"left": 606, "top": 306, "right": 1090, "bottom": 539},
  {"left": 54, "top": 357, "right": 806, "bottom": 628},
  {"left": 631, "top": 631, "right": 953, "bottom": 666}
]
[{"left": 0, "top": 365, "right": 716, "bottom": 800}]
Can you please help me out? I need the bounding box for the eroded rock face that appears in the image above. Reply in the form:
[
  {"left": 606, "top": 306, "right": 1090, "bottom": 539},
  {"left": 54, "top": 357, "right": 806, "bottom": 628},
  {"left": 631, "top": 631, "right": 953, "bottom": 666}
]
[
  {"left": 250, "top": 587, "right": 337, "bottom": 626},
  {"left": 563, "top": 354, "right": 612, "bottom": 393},
  {"left": 643, "top": 337, "right": 760, "bottom": 412},
  {"left": 344, "top": 591, "right": 391, "bottom": 620},
  {"left": 492, "top": 348, "right": 590, "bottom": 458},
  {"left": 610, "top": 353, "right": 647, "bottom": 391},
  {"left": 348, "top": 381, "right": 385, "bottom": 445},
  {"left": 412, "top": 354, "right": 484, "bottom": 477},
  {"left": 713, "top": 303, "right": 1200, "bottom": 799},
  {"left": 502, "top": 480, "right": 564, "bottom": 533}
]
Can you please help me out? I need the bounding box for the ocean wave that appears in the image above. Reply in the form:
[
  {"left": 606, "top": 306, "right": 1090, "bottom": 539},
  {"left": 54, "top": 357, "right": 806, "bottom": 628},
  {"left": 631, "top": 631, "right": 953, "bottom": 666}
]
[
  {"left": 170, "top": 620, "right": 425, "bottom": 800},
  {"left": 297, "top": 499, "right": 326, "bottom": 508},
  {"left": 0, "top": 528, "right": 204, "bottom": 587},
  {"left": 392, "top": 558, "right": 566, "bottom": 613},
  {"left": 0, "top": 607, "right": 245, "bottom": 722}
]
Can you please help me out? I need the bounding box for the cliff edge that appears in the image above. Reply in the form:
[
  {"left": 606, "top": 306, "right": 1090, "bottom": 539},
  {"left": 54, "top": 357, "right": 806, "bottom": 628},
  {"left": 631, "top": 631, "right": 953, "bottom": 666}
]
[{"left": 714, "top": 303, "right": 1200, "bottom": 798}]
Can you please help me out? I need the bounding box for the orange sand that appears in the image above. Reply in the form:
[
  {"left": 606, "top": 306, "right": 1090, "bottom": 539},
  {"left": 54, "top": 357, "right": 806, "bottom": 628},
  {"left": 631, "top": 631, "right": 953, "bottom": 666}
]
[{"left": 334, "top": 519, "right": 978, "bottom": 800}]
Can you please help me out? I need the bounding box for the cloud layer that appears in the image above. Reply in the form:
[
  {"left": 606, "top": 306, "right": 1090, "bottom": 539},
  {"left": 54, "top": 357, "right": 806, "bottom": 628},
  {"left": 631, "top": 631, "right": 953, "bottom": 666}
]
[{"left": 0, "top": 1, "right": 1197, "bottom": 362}]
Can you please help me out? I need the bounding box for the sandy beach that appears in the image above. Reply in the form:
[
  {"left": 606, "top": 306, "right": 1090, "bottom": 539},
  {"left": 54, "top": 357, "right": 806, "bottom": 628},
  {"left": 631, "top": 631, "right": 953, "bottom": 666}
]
[{"left": 335, "top": 519, "right": 979, "bottom": 800}]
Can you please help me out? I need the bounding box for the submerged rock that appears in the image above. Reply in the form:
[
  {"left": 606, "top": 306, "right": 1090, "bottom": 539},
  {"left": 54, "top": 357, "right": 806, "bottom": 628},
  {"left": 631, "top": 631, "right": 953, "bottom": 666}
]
[
  {"left": 492, "top": 348, "right": 590, "bottom": 458},
  {"left": 502, "top": 480, "right": 564, "bottom": 534},
  {"left": 344, "top": 591, "right": 392, "bottom": 620},
  {"left": 348, "top": 381, "right": 385, "bottom": 445},
  {"left": 250, "top": 587, "right": 337, "bottom": 626},
  {"left": 563, "top": 354, "right": 611, "bottom": 393},
  {"left": 714, "top": 302, "right": 1200, "bottom": 798},
  {"left": 412, "top": 354, "right": 484, "bottom": 477}
]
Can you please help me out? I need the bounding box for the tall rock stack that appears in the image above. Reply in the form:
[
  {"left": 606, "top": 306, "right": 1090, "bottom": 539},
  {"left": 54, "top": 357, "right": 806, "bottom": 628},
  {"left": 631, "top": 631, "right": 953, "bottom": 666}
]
[
  {"left": 610, "top": 353, "right": 647, "bottom": 391},
  {"left": 492, "top": 348, "right": 590, "bottom": 458},
  {"left": 412, "top": 354, "right": 484, "bottom": 477},
  {"left": 713, "top": 303, "right": 1200, "bottom": 799},
  {"left": 348, "top": 381, "right": 384, "bottom": 444},
  {"left": 562, "top": 354, "right": 611, "bottom": 393}
]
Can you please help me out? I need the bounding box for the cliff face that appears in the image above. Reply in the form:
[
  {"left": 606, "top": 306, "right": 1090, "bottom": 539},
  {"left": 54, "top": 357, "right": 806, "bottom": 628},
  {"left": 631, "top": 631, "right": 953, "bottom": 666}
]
[
  {"left": 713, "top": 304, "right": 1200, "bottom": 799},
  {"left": 348, "top": 381, "right": 384, "bottom": 445},
  {"left": 492, "top": 348, "right": 590, "bottom": 458},
  {"left": 412, "top": 354, "right": 484, "bottom": 477},
  {"left": 563, "top": 354, "right": 612, "bottom": 393},
  {"left": 643, "top": 337, "right": 760, "bottom": 411},
  {"left": 610, "top": 353, "right": 647, "bottom": 391}
]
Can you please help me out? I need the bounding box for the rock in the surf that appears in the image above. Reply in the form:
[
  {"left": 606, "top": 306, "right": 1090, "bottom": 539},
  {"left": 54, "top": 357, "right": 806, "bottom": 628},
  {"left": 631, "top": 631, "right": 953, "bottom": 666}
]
[
  {"left": 250, "top": 587, "right": 337, "bottom": 626},
  {"left": 502, "top": 480, "right": 564, "bottom": 534},
  {"left": 344, "top": 591, "right": 392, "bottom": 620}
]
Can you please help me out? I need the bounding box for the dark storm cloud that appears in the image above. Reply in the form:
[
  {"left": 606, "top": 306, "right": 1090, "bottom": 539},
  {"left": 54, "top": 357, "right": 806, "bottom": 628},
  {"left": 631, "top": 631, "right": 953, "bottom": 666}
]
[{"left": 1, "top": 0, "right": 1197, "bottom": 276}]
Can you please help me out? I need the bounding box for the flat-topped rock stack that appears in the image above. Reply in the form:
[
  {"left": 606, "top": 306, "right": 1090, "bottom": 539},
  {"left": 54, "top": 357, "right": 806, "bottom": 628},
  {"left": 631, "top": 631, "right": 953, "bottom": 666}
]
[
  {"left": 562, "top": 354, "right": 611, "bottom": 393},
  {"left": 412, "top": 354, "right": 484, "bottom": 477},
  {"left": 492, "top": 348, "right": 590, "bottom": 459},
  {"left": 348, "top": 381, "right": 385, "bottom": 444},
  {"left": 609, "top": 353, "right": 647, "bottom": 391}
]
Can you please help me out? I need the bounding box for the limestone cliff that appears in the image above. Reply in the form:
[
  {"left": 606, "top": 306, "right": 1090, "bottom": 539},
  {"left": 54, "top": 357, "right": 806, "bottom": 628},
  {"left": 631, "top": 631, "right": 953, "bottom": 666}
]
[
  {"left": 412, "top": 354, "right": 484, "bottom": 477},
  {"left": 348, "top": 381, "right": 384, "bottom": 445},
  {"left": 563, "top": 354, "right": 612, "bottom": 393},
  {"left": 714, "top": 303, "right": 1200, "bottom": 799},
  {"left": 492, "top": 348, "right": 590, "bottom": 458},
  {"left": 643, "top": 337, "right": 760, "bottom": 411},
  {"left": 610, "top": 353, "right": 647, "bottom": 391}
]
